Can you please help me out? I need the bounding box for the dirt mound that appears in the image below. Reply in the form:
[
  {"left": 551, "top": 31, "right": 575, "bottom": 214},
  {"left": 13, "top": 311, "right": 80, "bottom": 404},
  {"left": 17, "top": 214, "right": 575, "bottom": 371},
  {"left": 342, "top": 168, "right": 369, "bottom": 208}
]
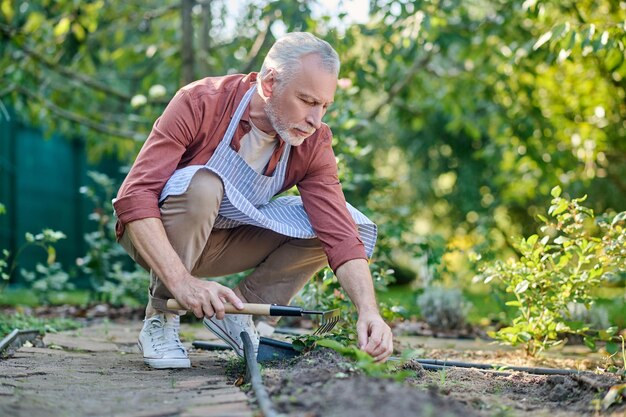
[{"left": 262, "top": 348, "right": 479, "bottom": 417}]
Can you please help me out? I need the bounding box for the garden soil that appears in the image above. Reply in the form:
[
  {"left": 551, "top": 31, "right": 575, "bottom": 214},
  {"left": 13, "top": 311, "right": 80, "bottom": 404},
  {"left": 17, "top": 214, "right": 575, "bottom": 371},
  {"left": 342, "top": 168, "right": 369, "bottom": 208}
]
[
  {"left": 260, "top": 348, "right": 626, "bottom": 417},
  {"left": 1, "top": 319, "right": 625, "bottom": 416}
]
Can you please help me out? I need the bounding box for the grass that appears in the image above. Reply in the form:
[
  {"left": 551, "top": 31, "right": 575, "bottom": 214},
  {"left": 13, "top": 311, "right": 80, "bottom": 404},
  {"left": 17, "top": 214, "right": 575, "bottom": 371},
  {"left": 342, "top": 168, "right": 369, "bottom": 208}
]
[
  {"left": 0, "top": 287, "right": 91, "bottom": 307},
  {"left": 0, "top": 312, "right": 82, "bottom": 339}
]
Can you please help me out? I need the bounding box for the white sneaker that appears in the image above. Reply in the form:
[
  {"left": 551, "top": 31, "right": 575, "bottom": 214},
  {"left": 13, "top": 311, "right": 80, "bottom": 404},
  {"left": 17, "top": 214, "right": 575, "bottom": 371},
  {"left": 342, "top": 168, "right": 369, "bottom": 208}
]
[
  {"left": 138, "top": 314, "right": 190, "bottom": 369},
  {"left": 203, "top": 314, "right": 260, "bottom": 358}
]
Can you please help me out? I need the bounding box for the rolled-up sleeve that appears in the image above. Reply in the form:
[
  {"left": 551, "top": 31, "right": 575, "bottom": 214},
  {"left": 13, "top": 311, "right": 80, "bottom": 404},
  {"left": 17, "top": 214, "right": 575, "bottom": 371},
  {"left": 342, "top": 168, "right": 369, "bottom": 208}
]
[
  {"left": 297, "top": 130, "right": 368, "bottom": 271},
  {"left": 113, "top": 89, "right": 199, "bottom": 238}
]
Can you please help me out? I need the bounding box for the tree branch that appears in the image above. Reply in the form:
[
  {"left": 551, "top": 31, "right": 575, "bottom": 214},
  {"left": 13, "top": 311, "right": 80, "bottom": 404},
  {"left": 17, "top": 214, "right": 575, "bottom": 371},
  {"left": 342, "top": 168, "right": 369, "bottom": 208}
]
[
  {"left": 365, "top": 52, "right": 432, "bottom": 123},
  {"left": 242, "top": 16, "right": 274, "bottom": 74},
  {"left": 7, "top": 85, "right": 145, "bottom": 142},
  {"left": 1, "top": 23, "right": 169, "bottom": 105}
]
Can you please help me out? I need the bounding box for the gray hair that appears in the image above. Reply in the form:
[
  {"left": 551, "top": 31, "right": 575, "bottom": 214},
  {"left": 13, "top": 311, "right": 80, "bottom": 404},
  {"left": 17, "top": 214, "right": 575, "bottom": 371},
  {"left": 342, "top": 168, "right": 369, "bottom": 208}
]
[{"left": 258, "top": 32, "right": 340, "bottom": 93}]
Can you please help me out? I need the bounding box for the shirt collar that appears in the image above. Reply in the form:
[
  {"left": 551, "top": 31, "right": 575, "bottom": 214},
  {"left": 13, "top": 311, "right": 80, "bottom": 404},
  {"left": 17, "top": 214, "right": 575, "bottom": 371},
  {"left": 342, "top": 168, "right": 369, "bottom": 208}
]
[{"left": 232, "top": 72, "right": 258, "bottom": 124}]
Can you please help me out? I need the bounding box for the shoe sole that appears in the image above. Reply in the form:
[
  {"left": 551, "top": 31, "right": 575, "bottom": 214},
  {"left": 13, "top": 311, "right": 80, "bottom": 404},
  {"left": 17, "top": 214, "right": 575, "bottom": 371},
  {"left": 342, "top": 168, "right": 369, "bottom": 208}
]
[
  {"left": 203, "top": 318, "right": 245, "bottom": 357},
  {"left": 144, "top": 357, "right": 191, "bottom": 369},
  {"left": 138, "top": 341, "right": 191, "bottom": 369}
]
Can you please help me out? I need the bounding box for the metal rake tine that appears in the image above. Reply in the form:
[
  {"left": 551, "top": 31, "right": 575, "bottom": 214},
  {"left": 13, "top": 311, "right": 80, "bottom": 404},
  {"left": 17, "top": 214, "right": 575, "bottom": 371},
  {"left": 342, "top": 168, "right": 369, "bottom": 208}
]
[{"left": 313, "top": 316, "right": 338, "bottom": 335}]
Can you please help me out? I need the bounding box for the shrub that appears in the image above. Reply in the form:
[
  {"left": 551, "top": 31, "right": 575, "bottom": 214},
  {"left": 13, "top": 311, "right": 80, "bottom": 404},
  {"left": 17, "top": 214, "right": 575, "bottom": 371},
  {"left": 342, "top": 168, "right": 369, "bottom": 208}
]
[
  {"left": 478, "top": 186, "right": 626, "bottom": 356},
  {"left": 416, "top": 286, "right": 471, "bottom": 331},
  {"left": 1, "top": 226, "right": 71, "bottom": 303},
  {"left": 77, "top": 171, "right": 150, "bottom": 305}
]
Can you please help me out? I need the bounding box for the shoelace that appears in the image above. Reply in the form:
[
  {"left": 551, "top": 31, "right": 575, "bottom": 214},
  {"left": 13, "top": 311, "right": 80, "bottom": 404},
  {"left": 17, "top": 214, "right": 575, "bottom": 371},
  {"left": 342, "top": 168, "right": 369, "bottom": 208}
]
[
  {"left": 227, "top": 315, "right": 259, "bottom": 347},
  {"left": 146, "top": 319, "right": 185, "bottom": 353}
]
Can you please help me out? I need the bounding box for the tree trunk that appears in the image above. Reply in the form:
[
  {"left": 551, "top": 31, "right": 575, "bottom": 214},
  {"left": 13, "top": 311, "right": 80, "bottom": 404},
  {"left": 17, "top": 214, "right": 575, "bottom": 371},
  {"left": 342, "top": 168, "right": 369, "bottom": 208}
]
[
  {"left": 181, "top": 0, "right": 195, "bottom": 85},
  {"left": 198, "top": 0, "right": 212, "bottom": 76}
]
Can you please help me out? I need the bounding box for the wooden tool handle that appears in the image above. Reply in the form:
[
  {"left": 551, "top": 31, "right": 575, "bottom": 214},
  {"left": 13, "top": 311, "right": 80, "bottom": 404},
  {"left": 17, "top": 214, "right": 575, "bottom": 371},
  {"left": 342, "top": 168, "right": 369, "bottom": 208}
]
[{"left": 166, "top": 299, "right": 271, "bottom": 315}]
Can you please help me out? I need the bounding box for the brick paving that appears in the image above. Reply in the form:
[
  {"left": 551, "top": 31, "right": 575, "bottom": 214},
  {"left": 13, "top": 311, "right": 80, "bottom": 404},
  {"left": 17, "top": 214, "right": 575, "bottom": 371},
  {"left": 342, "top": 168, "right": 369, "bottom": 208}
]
[{"left": 0, "top": 321, "right": 255, "bottom": 417}]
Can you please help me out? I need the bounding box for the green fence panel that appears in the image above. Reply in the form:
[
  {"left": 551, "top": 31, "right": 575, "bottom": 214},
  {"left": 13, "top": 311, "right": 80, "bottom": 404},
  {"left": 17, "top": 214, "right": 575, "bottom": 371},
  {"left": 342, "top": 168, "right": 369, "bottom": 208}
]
[{"left": 0, "top": 117, "right": 125, "bottom": 286}]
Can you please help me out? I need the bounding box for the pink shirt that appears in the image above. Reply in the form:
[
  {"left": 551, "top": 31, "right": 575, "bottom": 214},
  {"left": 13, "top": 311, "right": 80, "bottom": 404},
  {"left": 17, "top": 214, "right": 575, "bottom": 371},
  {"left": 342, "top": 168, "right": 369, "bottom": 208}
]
[{"left": 114, "top": 73, "right": 367, "bottom": 271}]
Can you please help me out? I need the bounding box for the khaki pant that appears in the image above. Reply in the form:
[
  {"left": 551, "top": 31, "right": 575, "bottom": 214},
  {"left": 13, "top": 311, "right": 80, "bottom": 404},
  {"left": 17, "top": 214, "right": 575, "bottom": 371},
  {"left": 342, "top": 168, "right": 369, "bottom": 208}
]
[{"left": 119, "top": 169, "right": 328, "bottom": 315}]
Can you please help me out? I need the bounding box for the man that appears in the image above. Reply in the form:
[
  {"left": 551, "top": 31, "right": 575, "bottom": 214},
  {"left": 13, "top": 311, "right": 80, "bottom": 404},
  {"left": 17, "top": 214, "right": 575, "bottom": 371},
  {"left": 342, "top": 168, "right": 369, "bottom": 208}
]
[{"left": 114, "top": 32, "right": 393, "bottom": 369}]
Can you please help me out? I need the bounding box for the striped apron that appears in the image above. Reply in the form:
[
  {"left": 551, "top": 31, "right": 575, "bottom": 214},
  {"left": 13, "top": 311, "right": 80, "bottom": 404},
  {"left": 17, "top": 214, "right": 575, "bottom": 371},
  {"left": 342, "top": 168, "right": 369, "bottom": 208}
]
[{"left": 160, "top": 86, "right": 377, "bottom": 258}]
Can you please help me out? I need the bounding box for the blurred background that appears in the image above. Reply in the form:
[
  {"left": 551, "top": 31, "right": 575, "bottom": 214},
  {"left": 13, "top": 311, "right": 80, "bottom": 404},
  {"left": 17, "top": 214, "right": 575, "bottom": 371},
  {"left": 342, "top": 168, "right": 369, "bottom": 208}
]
[{"left": 0, "top": 0, "right": 624, "bottom": 353}]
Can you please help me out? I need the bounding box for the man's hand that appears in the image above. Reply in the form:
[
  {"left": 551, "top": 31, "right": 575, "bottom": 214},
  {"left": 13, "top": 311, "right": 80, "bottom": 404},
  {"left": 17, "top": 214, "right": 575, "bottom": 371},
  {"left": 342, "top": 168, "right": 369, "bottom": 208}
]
[
  {"left": 171, "top": 276, "right": 244, "bottom": 319},
  {"left": 356, "top": 312, "right": 394, "bottom": 362}
]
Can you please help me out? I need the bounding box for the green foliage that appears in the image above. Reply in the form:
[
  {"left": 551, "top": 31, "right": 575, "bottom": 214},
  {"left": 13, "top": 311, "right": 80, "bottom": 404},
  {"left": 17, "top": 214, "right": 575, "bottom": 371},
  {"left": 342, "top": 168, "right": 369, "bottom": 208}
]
[
  {"left": 77, "top": 171, "right": 149, "bottom": 305},
  {"left": 0, "top": 312, "right": 82, "bottom": 339},
  {"left": 315, "top": 338, "right": 417, "bottom": 381},
  {"left": 294, "top": 262, "right": 401, "bottom": 333},
  {"left": 479, "top": 186, "right": 626, "bottom": 355},
  {"left": 21, "top": 262, "right": 74, "bottom": 305},
  {"left": 2, "top": 0, "right": 626, "bottom": 321},
  {"left": 0, "top": 222, "right": 70, "bottom": 301}
]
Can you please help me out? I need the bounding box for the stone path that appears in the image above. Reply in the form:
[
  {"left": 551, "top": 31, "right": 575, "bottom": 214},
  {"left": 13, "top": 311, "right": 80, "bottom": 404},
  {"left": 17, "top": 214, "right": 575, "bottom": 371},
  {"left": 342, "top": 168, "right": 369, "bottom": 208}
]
[{"left": 0, "top": 321, "right": 254, "bottom": 417}]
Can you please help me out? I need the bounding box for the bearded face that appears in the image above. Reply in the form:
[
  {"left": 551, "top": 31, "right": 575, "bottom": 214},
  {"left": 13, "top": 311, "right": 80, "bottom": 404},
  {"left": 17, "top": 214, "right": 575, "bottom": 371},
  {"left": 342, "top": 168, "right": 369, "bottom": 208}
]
[{"left": 262, "top": 55, "right": 337, "bottom": 146}]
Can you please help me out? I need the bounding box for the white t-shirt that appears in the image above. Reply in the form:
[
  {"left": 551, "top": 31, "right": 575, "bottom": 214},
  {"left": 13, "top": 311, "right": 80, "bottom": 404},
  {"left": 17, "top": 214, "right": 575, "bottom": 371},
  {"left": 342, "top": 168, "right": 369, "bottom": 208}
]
[{"left": 238, "top": 120, "right": 278, "bottom": 174}]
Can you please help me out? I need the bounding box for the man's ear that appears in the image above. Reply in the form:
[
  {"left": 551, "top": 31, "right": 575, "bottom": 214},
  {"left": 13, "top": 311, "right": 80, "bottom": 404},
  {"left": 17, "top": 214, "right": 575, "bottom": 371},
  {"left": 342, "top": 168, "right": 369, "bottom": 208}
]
[{"left": 260, "top": 68, "right": 276, "bottom": 98}]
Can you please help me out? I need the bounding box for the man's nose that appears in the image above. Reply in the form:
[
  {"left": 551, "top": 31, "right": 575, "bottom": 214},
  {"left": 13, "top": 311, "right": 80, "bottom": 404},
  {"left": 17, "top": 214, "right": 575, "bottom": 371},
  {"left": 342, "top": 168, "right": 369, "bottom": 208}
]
[{"left": 305, "top": 106, "right": 324, "bottom": 130}]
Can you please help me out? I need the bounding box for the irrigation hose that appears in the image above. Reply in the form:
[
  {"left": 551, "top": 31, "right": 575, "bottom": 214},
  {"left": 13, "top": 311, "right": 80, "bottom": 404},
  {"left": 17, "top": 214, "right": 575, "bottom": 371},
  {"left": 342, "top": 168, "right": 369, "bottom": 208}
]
[
  {"left": 241, "top": 331, "right": 283, "bottom": 417},
  {"left": 389, "top": 357, "right": 595, "bottom": 376}
]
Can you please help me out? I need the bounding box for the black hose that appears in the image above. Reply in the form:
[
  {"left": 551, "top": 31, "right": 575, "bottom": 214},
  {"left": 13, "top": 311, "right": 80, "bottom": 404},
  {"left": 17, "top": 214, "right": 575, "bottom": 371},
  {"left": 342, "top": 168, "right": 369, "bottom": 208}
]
[
  {"left": 241, "top": 331, "right": 283, "bottom": 417},
  {"left": 414, "top": 358, "right": 591, "bottom": 376}
]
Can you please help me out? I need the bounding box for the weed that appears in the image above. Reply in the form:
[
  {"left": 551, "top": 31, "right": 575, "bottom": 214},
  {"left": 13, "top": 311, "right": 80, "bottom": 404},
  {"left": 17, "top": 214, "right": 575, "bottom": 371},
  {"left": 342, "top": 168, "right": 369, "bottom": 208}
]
[
  {"left": 438, "top": 368, "right": 447, "bottom": 386},
  {"left": 314, "top": 338, "right": 419, "bottom": 381}
]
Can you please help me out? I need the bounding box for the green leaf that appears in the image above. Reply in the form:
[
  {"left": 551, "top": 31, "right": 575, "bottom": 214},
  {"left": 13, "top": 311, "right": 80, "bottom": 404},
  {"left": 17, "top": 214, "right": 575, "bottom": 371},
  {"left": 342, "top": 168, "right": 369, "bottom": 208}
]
[
  {"left": 515, "top": 280, "right": 529, "bottom": 293},
  {"left": 583, "top": 336, "right": 597, "bottom": 351},
  {"left": 505, "top": 300, "right": 522, "bottom": 307},
  {"left": 291, "top": 339, "right": 306, "bottom": 352},
  {"left": 1, "top": 0, "right": 14, "bottom": 21},
  {"left": 550, "top": 185, "right": 562, "bottom": 198},
  {"left": 550, "top": 200, "right": 569, "bottom": 216},
  {"left": 551, "top": 23, "right": 570, "bottom": 40},
  {"left": 533, "top": 31, "right": 553, "bottom": 50},
  {"left": 554, "top": 236, "right": 570, "bottom": 245},
  {"left": 47, "top": 246, "right": 56, "bottom": 265},
  {"left": 54, "top": 17, "right": 71, "bottom": 38},
  {"left": 317, "top": 338, "right": 350, "bottom": 354},
  {"left": 527, "top": 234, "right": 539, "bottom": 247},
  {"left": 72, "top": 23, "right": 86, "bottom": 41},
  {"left": 605, "top": 342, "right": 619, "bottom": 355}
]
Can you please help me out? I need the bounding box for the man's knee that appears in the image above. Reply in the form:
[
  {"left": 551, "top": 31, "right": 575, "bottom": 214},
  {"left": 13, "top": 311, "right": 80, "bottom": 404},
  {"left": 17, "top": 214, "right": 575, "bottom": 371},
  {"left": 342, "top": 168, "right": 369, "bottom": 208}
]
[{"left": 184, "top": 169, "right": 224, "bottom": 221}]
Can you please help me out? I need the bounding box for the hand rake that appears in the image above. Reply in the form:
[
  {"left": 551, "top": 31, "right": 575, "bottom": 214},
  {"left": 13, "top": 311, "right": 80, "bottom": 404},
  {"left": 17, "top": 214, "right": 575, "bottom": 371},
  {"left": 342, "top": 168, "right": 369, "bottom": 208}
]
[{"left": 166, "top": 299, "right": 340, "bottom": 335}]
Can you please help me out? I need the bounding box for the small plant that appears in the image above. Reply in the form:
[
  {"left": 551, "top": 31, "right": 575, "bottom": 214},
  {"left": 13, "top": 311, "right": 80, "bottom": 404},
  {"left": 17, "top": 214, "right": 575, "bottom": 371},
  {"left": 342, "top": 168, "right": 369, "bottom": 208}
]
[
  {"left": 295, "top": 262, "right": 400, "bottom": 335},
  {"left": 315, "top": 338, "right": 417, "bottom": 381},
  {"left": 0, "top": 225, "right": 70, "bottom": 301},
  {"left": 416, "top": 286, "right": 471, "bottom": 331},
  {"left": 77, "top": 171, "right": 150, "bottom": 305},
  {"left": 478, "top": 186, "right": 626, "bottom": 356},
  {"left": 21, "top": 262, "right": 74, "bottom": 305}
]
